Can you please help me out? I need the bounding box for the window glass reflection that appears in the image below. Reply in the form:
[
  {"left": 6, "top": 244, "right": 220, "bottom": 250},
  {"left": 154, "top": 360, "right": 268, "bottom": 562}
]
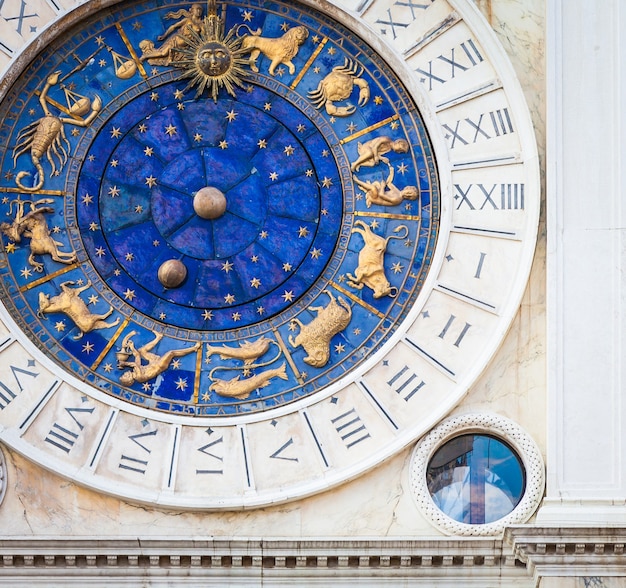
[{"left": 426, "top": 434, "right": 525, "bottom": 524}]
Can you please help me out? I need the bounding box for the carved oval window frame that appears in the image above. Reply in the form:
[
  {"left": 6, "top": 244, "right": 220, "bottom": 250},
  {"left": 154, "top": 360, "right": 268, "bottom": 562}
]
[{"left": 409, "top": 413, "right": 545, "bottom": 536}]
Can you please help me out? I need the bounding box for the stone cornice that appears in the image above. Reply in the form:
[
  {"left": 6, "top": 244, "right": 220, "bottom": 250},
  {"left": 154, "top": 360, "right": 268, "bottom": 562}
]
[
  {"left": 0, "top": 537, "right": 528, "bottom": 586},
  {"left": 505, "top": 526, "right": 626, "bottom": 587},
  {"left": 4, "top": 530, "right": 625, "bottom": 585}
]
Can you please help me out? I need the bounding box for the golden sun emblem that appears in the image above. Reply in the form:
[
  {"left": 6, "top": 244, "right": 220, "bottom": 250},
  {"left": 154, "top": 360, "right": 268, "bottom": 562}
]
[
  {"left": 174, "top": 0, "right": 249, "bottom": 100},
  {"left": 139, "top": 2, "right": 250, "bottom": 100}
]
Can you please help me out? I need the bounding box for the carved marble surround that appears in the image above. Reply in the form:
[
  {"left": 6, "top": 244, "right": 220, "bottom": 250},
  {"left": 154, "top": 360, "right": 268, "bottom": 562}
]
[{"left": 410, "top": 413, "right": 545, "bottom": 536}]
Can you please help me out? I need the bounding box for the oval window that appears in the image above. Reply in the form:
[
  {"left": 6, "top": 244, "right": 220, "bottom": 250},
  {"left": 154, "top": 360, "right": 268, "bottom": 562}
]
[{"left": 426, "top": 434, "right": 525, "bottom": 524}]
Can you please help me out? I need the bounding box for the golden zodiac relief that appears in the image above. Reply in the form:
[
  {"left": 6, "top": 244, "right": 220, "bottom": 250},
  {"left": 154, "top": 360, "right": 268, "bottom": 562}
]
[
  {"left": 207, "top": 337, "right": 285, "bottom": 399},
  {"left": 308, "top": 58, "right": 370, "bottom": 116},
  {"left": 12, "top": 72, "right": 101, "bottom": 192},
  {"left": 289, "top": 290, "right": 352, "bottom": 367},
  {"left": 139, "top": 1, "right": 248, "bottom": 100},
  {"left": 239, "top": 25, "right": 309, "bottom": 76},
  {"left": 205, "top": 336, "right": 272, "bottom": 365},
  {"left": 350, "top": 136, "right": 409, "bottom": 172},
  {"left": 117, "top": 331, "right": 200, "bottom": 386},
  {"left": 354, "top": 165, "right": 418, "bottom": 208},
  {"left": 346, "top": 220, "right": 409, "bottom": 299},
  {"left": 0, "top": 199, "right": 76, "bottom": 271},
  {"left": 108, "top": 47, "right": 138, "bottom": 79},
  {"left": 139, "top": 3, "right": 204, "bottom": 66},
  {"left": 209, "top": 362, "right": 288, "bottom": 399},
  {"left": 38, "top": 280, "right": 120, "bottom": 339}
]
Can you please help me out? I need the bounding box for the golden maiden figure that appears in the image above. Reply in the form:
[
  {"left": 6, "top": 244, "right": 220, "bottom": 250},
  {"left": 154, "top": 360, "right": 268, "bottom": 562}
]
[{"left": 139, "top": 3, "right": 204, "bottom": 66}]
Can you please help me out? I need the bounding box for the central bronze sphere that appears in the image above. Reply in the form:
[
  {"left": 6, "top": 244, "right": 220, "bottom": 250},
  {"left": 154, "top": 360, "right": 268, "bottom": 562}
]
[{"left": 193, "top": 186, "right": 227, "bottom": 220}]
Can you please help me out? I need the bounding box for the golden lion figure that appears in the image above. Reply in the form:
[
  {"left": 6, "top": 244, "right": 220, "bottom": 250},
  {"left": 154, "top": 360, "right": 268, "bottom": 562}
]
[
  {"left": 288, "top": 290, "right": 352, "bottom": 367},
  {"left": 240, "top": 25, "right": 309, "bottom": 76}
]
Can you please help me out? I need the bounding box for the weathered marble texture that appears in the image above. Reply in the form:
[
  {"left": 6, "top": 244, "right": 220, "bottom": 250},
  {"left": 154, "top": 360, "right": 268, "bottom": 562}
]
[{"left": 460, "top": 0, "right": 546, "bottom": 452}]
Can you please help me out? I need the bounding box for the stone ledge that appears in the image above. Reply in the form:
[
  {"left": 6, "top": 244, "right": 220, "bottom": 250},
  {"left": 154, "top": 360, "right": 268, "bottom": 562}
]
[
  {"left": 10, "top": 529, "right": 625, "bottom": 585},
  {"left": 0, "top": 536, "right": 516, "bottom": 565},
  {"left": 505, "top": 526, "right": 626, "bottom": 586},
  {"left": 0, "top": 537, "right": 530, "bottom": 586}
]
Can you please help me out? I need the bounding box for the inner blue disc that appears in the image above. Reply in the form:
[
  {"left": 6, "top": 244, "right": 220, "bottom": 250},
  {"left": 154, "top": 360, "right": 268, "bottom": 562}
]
[{"left": 77, "top": 83, "right": 342, "bottom": 328}]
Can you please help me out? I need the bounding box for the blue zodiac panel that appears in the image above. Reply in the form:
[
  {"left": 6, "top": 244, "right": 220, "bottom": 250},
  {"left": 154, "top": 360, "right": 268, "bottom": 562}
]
[{"left": 0, "top": 0, "right": 439, "bottom": 416}]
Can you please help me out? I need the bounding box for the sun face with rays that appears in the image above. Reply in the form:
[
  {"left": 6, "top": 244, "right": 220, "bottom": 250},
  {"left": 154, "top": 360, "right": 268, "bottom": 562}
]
[
  {"left": 197, "top": 41, "right": 231, "bottom": 76},
  {"left": 175, "top": 10, "right": 249, "bottom": 101}
]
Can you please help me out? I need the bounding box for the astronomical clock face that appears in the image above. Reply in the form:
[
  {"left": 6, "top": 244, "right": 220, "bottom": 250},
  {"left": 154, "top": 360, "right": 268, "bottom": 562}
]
[{"left": 0, "top": 0, "right": 538, "bottom": 508}]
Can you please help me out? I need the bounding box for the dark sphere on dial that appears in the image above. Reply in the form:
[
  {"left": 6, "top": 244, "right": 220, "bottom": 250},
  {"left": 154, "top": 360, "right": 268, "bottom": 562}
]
[
  {"left": 158, "top": 259, "right": 188, "bottom": 288},
  {"left": 194, "top": 186, "right": 227, "bottom": 219}
]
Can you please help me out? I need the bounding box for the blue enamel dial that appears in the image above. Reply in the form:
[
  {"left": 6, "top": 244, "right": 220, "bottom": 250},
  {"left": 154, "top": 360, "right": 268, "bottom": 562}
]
[
  {"left": 76, "top": 88, "right": 342, "bottom": 329},
  {"left": 0, "top": 0, "right": 439, "bottom": 417}
]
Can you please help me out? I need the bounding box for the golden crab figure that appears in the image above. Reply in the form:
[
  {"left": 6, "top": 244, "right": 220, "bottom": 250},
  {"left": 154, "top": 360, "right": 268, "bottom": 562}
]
[
  {"left": 173, "top": 0, "right": 249, "bottom": 100},
  {"left": 308, "top": 57, "right": 370, "bottom": 117}
]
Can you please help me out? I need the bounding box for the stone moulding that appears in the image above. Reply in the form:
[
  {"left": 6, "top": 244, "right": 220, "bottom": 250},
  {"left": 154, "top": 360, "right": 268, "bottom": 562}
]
[
  {"left": 1, "top": 532, "right": 624, "bottom": 585},
  {"left": 506, "top": 527, "right": 626, "bottom": 587},
  {"left": 0, "top": 537, "right": 528, "bottom": 586}
]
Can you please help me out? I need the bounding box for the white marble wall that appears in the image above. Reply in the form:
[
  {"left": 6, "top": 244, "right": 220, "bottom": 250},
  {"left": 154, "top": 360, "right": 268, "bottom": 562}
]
[
  {"left": 458, "top": 0, "right": 546, "bottom": 452},
  {"left": 538, "top": 0, "right": 626, "bottom": 524}
]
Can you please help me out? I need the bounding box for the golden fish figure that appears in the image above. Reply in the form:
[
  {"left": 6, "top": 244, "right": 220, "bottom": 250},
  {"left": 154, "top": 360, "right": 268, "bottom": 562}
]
[
  {"left": 205, "top": 336, "right": 272, "bottom": 365},
  {"left": 209, "top": 362, "right": 288, "bottom": 399}
]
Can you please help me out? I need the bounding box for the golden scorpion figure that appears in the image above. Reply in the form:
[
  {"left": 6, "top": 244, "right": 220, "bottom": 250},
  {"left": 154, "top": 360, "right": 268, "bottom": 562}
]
[{"left": 12, "top": 71, "right": 102, "bottom": 192}]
